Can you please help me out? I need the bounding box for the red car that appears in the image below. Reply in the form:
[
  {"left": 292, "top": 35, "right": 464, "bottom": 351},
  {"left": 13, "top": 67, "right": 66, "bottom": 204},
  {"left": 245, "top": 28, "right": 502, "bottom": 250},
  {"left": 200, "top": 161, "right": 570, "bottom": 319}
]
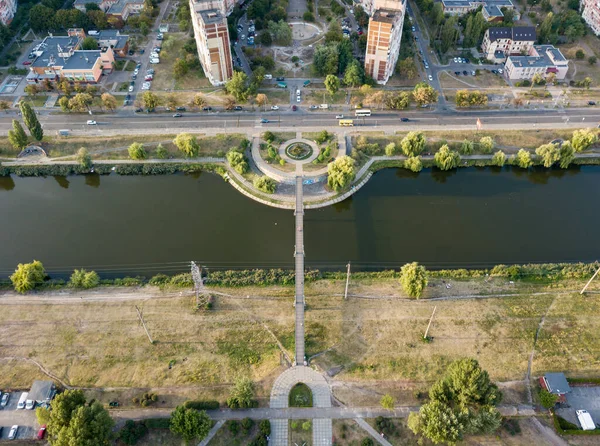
[
  {"left": 37, "top": 425, "right": 46, "bottom": 440},
  {"left": 22, "top": 61, "right": 32, "bottom": 65},
  {"left": 292, "top": 105, "right": 297, "bottom": 111}
]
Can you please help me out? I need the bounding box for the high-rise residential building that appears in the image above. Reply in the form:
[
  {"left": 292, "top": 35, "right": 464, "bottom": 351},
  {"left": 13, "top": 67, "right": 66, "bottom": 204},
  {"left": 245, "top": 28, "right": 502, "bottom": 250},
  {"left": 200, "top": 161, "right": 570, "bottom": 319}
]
[
  {"left": 364, "top": 0, "right": 406, "bottom": 85},
  {"left": 0, "top": 0, "right": 17, "bottom": 25},
  {"left": 190, "top": 0, "right": 233, "bottom": 86},
  {"left": 582, "top": 0, "right": 600, "bottom": 36}
]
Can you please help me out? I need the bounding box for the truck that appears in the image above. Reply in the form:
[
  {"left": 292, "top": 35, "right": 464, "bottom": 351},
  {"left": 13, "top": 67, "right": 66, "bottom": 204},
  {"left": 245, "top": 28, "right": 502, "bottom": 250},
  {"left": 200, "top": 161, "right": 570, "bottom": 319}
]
[
  {"left": 277, "top": 82, "right": 287, "bottom": 88},
  {"left": 319, "top": 104, "right": 328, "bottom": 109},
  {"left": 17, "top": 392, "right": 28, "bottom": 410},
  {"left": 576, "top": 410, "right": 596, "bottom": 431}
]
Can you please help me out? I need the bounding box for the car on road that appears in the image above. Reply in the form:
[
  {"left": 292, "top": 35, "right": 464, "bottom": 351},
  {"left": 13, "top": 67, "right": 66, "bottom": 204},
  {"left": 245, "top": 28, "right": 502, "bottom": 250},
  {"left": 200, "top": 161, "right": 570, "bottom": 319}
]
[
  {"left": 133, "top": 69, "right": 139, "bottom": 75},
  {"left": 424, "top": 62, "right": 429, "bottom": 69},
  {"left": 455, "top": 71, "right": 461, "bottom": 75},
  {"left": 589, "top": 101, "right": 596, "bottom": 105},
  {"left": 176, "top": 106, "right": 186, "bottom": 111},
  {"left": 471, "top": 70, "right": 476, "bottom": 75},
  {"left": 128, "top": 85, "right": 134, "bottom": 92},
  {"left": 1, "top": 393, "right": 9, "bottom": 406},
  {"left": 241, "top": 34, "right": 245, "bottom": 39},
  {"left": 350, "top": 9, "right": 354, "bottom": 13},
  {"left": 203, "top": 106, "right": 212, "bottom": 111},
  {"left": 173, "top": 113, "right": 182, "bottom": 118},
  {"left": 401, "top": 117, "right": 409, "bottom": 122},
  {"left": 276, "top": 77, "right": 285, "bottom": 81},
  {"left": 233, "top": 106, "right": 243, "bottom": 110},
  {"left": 261, "top": 118, "right": 269, "bottom": 123},
  {"left": 491, "top": 69, "right": 498, "bottom": 74},
  {"left": 411, "top": 26, "right": 416, "bottom": 31},
  {"left": 336, "top": 114, "right": 344, "bottom": 119},
  {"left": 22, "top": 61, "right": 32, "bottom": 65},
  {"left": 292, "top": 105, "right": 297, "bottom": 111},
  {"left": 296, "top": 96, "right": 301, "bottom": 102},
  {"left": 37, "top": 425, "right": 46, "bottom": 440},
  {"left": 135, "top": 108, "right": 143, "bottom": 112},
  {"left": 8, "top": 426, "right": 18, "bottom": 440},
  {"left": 310, "top": 105, "right": 318, "bottom": 109},
  {"left": 86, "top": 120, "right": 97, "bottom": 125},
  {"left": 462, "top": 70, "right": 468, "bottom": 75},
  {"left": 428, "top": 75, "right": 433, "bottom": 81},
  {"left": 271, "top": 105, "right": 279, "bottom": 110},
  {"left": 497, "top": 68, "right": 503, "bottom": 74}
]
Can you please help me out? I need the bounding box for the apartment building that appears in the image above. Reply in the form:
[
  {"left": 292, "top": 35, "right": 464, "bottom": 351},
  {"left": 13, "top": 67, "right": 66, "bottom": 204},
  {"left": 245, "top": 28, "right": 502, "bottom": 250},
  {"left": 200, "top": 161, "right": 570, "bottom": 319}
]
[
  {"left": 364, "top": 0, "right": 406, "bottom": 85},
  {"left": 190, "top": 0, "right": 233, "bottom": 86},
  {"left": 0, "top": 0, "right": 17, "bottom": 25},
  {"left": 441, "top": 0, "right": 516, "bottom": 21},
  {"left": 74, "top": 0, "right": 144, "bottom": 20},
  {"left": 481, "top": 27, "right": 536, "bottom": 62},
  {"left": 26, "top": 33, "right": 115, "bottom": 84},
  {"left": 504, "top": 45, "right": 568, "bottom": 81},
  {"left": 95, "top": 30, "right": 130, "bottom": 57},
  {"left": 581, "top": 0, "right": 600, "bottom": 36}
]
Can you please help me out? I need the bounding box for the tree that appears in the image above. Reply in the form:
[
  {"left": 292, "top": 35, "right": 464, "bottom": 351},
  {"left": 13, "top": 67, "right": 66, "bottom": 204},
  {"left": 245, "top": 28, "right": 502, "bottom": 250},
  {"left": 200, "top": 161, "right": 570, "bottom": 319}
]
[
  {"left": 259, "top": 31, "right": 272, "bottom": 46},
  {"left": 479, "top": 136, "right": 494, "bottom": 154},
  {"left": 256, "top": 93, "right": 268, "bottom": 110},
  {"left": 405, "top": 156, "right": 423, "bottom": 172},
  {"left": 434, "top": 145, "right": 461, "bottom": 170},
  {"left": 24, "top": 84, "right": 40, "bottom": 96},
  {"left": 192, "top": 94, "right": 206, "bottom": 109},
  {"left": 57, "top": 78, "right": 73, "bottom": 96},
  {"left": 327, "top": 156, "right": 356, "bottom": 191},
  {"left": 8, "top": 120, "right": 28, "bottom": 150},
  {"left": 69, "top": 269, "right": 100, "bottom": 289},
  {"left": 81, "top": 36, "right": 98, "bottom": 50},
  {"left": 118, "top": 420, "right": 148, "bottom": 445},
  {"left": 101, "top": 93, "right": 117, "bottom": 111},
  {"left": 77, "top": 147, "right": 92, "bottom": 169},
  {"left": 227, "top": 377, "right": 255, "bottom": 408},
  {"left": 142, "top": 91, "right": 159, "bottom": 110},
  {"left": 413, "top": 82, "right": 438, "bottom": 106},
  {"left": 399, "top": 262, "right": 427, "bottom": 298},
  {"left": 515, "top": 149, "right": 533, "bottom": 168},
  {"left": 0, "top": 100, "right": 10, "bottom": 113},
  {"left": 582, "top": 77, "right": 593, "bottom": 89},
  {"left": 460, "top": 140, "right": 474, "bottom": 155},
  {"left": 324, "top": 74, "right": 340, "bottom": 96},
  {"left": 225, "top": 71, "right": 249, "bottom": 102},
  {"left": 491, "top": 150, "right": 506, "bottom": 167},
  {"left": 68, "top": 93, "right": 93, "bottom": 112},
  {"left": 313, "top": 44, "right": 339, "bottom": 76},
  {"left": 128, "top": 142, "right": 148, "bottom": 160},
  {"left": 589, "top": 56, "right": 598, "bottom": 65},
  {"left": 535, "top": 143, "right": 560, "bottom": 167},
  {"left": 571, "top": 128, "right": 597, "bottom": 152},
  {"left": 539, "top": 389, "right": 559, "bottom": 409},
  {"left": 325, "top": 21, "right": 343, "bottom": 43},
  {"left": 401, "top": 131, "right": 426, "bottom": 157},
  {"left": 343, "top": 60, "right": 363, "bottom": 87},
  {"left": 170, "top": 406, "right": 212, "bottom": 443},
  {"left": 384, "top": 92, "right": 410, "bottom": 109},
  {"left": 19, "top": 101, "right": 43, "bottom": 141},
  {"left": 173, "top": 58, "right": 189, "bottom": 79},
  {"left": 408, "top": 400, "right": 464, "bottom": 445},
  {"left": 397, "top": 58, "right": 418, "bottom": 79},
  {"left": 227, "top": 151, "right": 249, "bottom": 174},
  {"left": 558, "top": 141, "right": 575, "bottom": 168},
  {"left": 385, "top": 142, "right": 397, "bottom": 156},
  {"left": 455, "top": 90, "right": 487, "bottom": 107},
  {"left": 380, "top": 394, "right": 395, "bottom": 410},
  {"left": 575, "top": 49, "right": 585, "bottom": 60},
  {"left": 268, "top": 20, "right": 292, "bottom": 45},
  {"left": 58, "top": 96, "right": 71, "bottom": 112},
  {"left": 29, "top": 4, "right": 56, "bottom": 31},
  {"left": 532, "top": 72, "right": 544, "bottom": 87},
  {"left": 10, "top": 260, "right": 45, "bottom": 293},
  {"left": 253, "top": 176, "right": 276, "bottom": 193},
  {"left": 546, "top": 72, "right": 556, "bottom": 85},
  {"left": 174, "top": 133, "right": 199, "bottom": 157},
  {"left": 166, "top": 94, "right": 179, "bottom": 111}
]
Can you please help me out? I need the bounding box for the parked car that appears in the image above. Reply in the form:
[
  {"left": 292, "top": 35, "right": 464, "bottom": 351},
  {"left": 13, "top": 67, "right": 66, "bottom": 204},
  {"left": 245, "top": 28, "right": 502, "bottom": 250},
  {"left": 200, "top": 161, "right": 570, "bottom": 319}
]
[
  {"left": 37, "top": 425, "right": 46, "bottom": 440},
  {"left": 173, "top": 113, "right": 182, "bottom": 117},
  {"left": 453, "top": 57, "right": 458, "bottom": 63},
  {"left": 276, "top": 77, "right": 285, "bottom": 81},
  {"left": 86, "top": 120, "right": 97, "bottom": 125},
  {"left": 411, "top": 26, "right": 416, "bottom": 31},
  {"left": 22, "top": 61, "right": 31, "bottom": 65},
  {"left": 428, "top": 75, "right": 433, "bottom": 81},
  {"left": 233, "top": 106, "right": 243, "bottom": 110},
  {"left": 1, "top": 393, "right": 9, "bottom": 406},
  {"left": 123, "top": 99, "right": 130, "bottom": 106},
  {"left": 129, "top": 81, "right": 135, "bottom": 86},
  {"left": 132, "top": 74, "right": 137, "bottom": 80},
  {"left": 296, "top": 96, "right": 301, "bottom": 102},
  {"left": 589, "top": 101, "right": 596, "bottom": 105},
  {"left": 497, "top": 68, "right": 503, "bottom": 74},
  {"left": 455, "top": 71, "right": 461, "bottom": 75},
  {"left": 8, "top": 425, "right": 18, "bottom": 440},
  {"left": 271, "top": 105, "right": 279, "bottom": 110},
  {"left": 128, "top": 85, "right": 134, "bottom": 92},
  {"left": 176, "top": 106, "right": 186, "bottom": 111},
  {"left": 462, "top": 70, "right": 468, "bottom": 75},
  {"left": 310, "top": 105, "right": 318, "bottom": 109},
  {"left": 401, "top": 117, "right": 409, "bottom": 122},
  {"left": 336, "top": 114, "right": 344, "bottom": 119},
  {"left": 147, "top": 69, "right": 155, "bottom": 75},
  {"left": 471, "top": 70, "right": 476, "bottom": 75}
]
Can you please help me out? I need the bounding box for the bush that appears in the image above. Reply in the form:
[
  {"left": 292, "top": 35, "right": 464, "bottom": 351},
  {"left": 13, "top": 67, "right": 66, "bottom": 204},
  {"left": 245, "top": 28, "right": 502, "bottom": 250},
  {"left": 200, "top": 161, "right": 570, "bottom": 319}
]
[
  {"left": 384, "top": 142, "right": 397, "bottom": 156},
  {"left": 227, "top": 151, "right": 249, "bottom": 174},
  {"left": 144, "top": 418, "right": 170, "bottom": 429},
  {"left": 241, "top": 417, "right": 254, "bottom": 432},
  {"left": 479, "top": 136, "right": 494, "bottom": 154},
  {"left": 492, "top": 150, "right": 506, "bottom": 167},
  {"left": 576, "top": 49, "right": 585, "bottom": 60},
  {"left": 205, "top": 268, "right": 322, "bottom": 286},
  {"left": 539, "top": 389, "right": 558, "bottom": 409},
  {"left": 400, "top": 262, "right": 428, "bottom": 298},
  {"left": 155, "top": 144, "right": 168, "bottom": 159},
  {"left": 302, "top": 420, "right": 312, "bottom": 430},
  {"left": 128, "top": 142, "right": 147, "bottom": 160},
  {"left": 315, "top": 130, "right": 330, "bottom": 144},
  {"left": 118, "top": 420, "right": 149, "bottom": 445},
  {"left": 434, "top": 145, "right": 461, "bottom": 170},
  {"left": 404, "top": 156, "right": 423, "bottom": 172},
  {"left": 460, "top": 139, "right": 474, "bottom": 155},
  {"left": 263, "top": 131, "right": 275, "bottom": 143},
  {"left": 228, "top": 420, "right": 239, "bottom": 436},
  {"left": 361, "top": 438, "right": 374, "bottom": 446},
  {"left": 259, "top": 419, "right": 271, "bottom": 436},
  {"left": 253, "top": 176, "right": 276, "bottom": 193},
  {"left": 69, "top": 269, "right": 100, "bottom": 289},
  {"left": 183, "top": 400, "right": 219, "bottom": 410},
  {"left": 134, "top": 393, "right": 158, "bottom": 407}
]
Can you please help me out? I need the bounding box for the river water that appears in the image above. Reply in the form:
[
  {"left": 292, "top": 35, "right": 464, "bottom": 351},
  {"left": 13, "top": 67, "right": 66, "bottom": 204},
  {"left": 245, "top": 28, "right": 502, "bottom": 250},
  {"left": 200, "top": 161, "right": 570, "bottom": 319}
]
[{"left": 0, "top": 166, "right": 598, "bottom": 277}]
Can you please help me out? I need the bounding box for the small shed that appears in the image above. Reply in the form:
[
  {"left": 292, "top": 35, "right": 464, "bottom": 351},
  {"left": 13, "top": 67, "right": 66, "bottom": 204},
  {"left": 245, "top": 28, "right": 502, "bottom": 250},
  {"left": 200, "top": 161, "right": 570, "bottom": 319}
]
[
  {"left": 28, "top": 380, "right": 56, "bottom": 405},
  {"left": 542, "top": 373, "right": 571, "bottom": 397}
]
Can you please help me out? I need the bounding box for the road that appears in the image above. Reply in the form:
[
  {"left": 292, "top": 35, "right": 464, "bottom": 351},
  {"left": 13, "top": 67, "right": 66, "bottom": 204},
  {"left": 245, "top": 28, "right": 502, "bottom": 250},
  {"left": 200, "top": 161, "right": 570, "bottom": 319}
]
[{"left": 2, "top": 107, "right": 599, "bottom": 134}]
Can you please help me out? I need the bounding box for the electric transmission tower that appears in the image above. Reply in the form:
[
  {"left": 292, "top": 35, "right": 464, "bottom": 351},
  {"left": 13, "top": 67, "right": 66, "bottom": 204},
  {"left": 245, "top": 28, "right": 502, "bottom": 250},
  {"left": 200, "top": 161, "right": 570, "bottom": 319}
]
[{"left": 191, "top": 261, "right": 210, "bottom": 309}]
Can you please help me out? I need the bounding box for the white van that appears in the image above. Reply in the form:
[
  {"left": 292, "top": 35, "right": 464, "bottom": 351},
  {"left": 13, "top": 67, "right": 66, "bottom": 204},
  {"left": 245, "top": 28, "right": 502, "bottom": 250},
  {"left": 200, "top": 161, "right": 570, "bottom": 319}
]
[
  {"left": 264, "top": 74, "right": 272, "bottom": 79},
  {"left": 17, "top": 392, "right": 28, "bottom": 410},
  {"left": 149, "top": 58, "right": 160, "bottom": 64},
  {"left": 319, "top": 104, "right": 329, "bottom": 109},
  {"left": 577, "top": 410, "right": 596, "bottom": 431}
]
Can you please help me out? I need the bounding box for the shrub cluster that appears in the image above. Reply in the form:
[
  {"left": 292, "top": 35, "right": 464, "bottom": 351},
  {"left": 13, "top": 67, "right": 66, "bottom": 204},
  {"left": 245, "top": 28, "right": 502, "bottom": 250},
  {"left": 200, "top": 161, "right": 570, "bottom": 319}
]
[
  {"left": 205, "top": 268, "right": 322, "bottom": 286},
  {"left": 183, "top": 400, "right": 219, "bottom": 410},
  {"left": 132, "top": 392, "right": 158, "bottom": 407}
]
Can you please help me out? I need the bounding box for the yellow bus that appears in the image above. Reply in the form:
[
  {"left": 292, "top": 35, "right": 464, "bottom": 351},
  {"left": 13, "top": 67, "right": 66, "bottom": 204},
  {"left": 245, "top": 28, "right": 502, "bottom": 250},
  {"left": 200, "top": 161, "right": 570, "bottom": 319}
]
[{"left": 339, "top": 119, "right": 354, "bottom": 127}]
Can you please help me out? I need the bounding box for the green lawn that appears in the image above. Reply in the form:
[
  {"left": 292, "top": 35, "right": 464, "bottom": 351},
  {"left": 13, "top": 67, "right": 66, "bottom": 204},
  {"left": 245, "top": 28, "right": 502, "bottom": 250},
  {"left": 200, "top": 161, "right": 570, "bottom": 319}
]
[{"left": 289, "top": 383, "right": 313, "bottom": 407}]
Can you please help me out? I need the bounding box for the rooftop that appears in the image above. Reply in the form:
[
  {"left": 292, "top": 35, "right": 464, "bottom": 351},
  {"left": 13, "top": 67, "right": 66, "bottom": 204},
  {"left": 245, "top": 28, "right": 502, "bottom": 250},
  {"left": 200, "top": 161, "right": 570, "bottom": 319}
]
[
  {"left": 95, "top": 30, "right": 129, "bottom": 49},
  {"left": 63, "top": 50, "right": 102, "bottom": 70},
  {"left": 487, "top": 26, "right": 536, "bottom": 42},
  {"left": 28, "top": 380, "right": 55, "bottom": 402},
  {"left": 31, "top": 35, "right": 82, "bottom": 68},
  {"left": 200, "top": 9, "right": 226, "bottom": 24},
  {"left": 544, "top": 373, "right": 571, "bottom": 395},
  {"left": 372, "top": 9, "right": 401, "bottom": 23},
  {"left": 507, "top": 45, "right": 567, "bottom": 68},
  {"left": 441, "top": 0, "right": 513, "bottom": 7}
]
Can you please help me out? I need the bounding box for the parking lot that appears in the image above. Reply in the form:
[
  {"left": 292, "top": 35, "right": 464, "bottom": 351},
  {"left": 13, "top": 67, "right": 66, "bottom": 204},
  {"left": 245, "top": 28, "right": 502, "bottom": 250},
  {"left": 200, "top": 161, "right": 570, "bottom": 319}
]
[
  {"left": 0, "top": 392, "right": 40, "bottom": 440},
  {"left": 557, "top": 386, "right": 600, "bottom": 429}
]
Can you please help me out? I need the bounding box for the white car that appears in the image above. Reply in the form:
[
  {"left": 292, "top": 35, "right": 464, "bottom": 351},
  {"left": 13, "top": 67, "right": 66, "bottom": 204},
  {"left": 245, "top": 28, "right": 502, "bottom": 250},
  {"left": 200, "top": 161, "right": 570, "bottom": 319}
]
[
  {"left": 336, "top": 114, "right": 344, "bottom": 119},
  {"left": 8, "top": 425, "right": 18, "bottom": 440},
  {"left": 149, "top": 59, "right": 159, "bottom": 64},
  {"left": 498, "top": 68, "right": 503, "bottom": 74},
  {"left": 296, "top": 96, "right": 301, "bottom": 102},
  {"left": 350, "top": 9, "right": 354, "bottom": 13},
  {"left": 428, "top": 75, "right": 433, "bottom": 81},
  {"left": 133, "top": 68, "right": 139, "bottom": 75},
  {"left": 453, "top": 57, "right": 458, "bottom": 63},
  {"left": 270, "top": 105, "right": 279, "bottom": 110},
  {"left": 424, "top": 63, "right": 429, "bottom": 69},
  {"left": 1, "top": 393, "right": 9, "bottom": 407},
  {"left": 86, "top": 120, "right": 97, "bottom": 125},
  {"left": 471, "top": 70, "right": 476, "bottom": 75},
  {"left": 128, "top": 85, "right": 134, "bottom": 92},
  {"left": 241, "top": 34, "right": 245, "bottom": 39}
]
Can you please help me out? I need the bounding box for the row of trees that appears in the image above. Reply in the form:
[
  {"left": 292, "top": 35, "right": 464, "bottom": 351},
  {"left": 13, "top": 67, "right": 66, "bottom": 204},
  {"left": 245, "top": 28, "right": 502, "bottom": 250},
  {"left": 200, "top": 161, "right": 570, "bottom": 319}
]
[
  {"left": 7, "top": 102, "right": 44, "bottom": 150},
  {"left": 455, "top": 90, "right": 488, "bottom": 107},
  {"left": 10, "top": 260, "right": 103, "bottom": 293}
]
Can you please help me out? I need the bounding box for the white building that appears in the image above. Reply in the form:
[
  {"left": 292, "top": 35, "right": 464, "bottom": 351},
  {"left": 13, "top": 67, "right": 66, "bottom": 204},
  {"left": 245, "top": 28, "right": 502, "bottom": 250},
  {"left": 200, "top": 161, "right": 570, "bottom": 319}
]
[
  {"left": 190, "top": 0, "right": 233, "bottom": 86},
  {"left": 364, "top": 0, "right": 406, "bottom": 85},
  {"left": 441, "top": 0, "right": 516, "bottom": 21},
  {"left": 581, "top": 0, "right": 600, "bottom": 36},
  {"left": 0, "top": 0, "right": 17, "bottom": 25},
  {"left": 481, "top": 27, "right": 536, "bottom": 62},
  {"left": 504, "top": 45, "right": 568, "bottom": 81}
]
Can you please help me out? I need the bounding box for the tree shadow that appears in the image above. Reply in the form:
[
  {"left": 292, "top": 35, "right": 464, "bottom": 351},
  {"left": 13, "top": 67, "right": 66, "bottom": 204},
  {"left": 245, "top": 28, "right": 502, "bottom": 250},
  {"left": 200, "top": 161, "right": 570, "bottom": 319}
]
[{"left": 53, "top": 175, "right": 70, "bottom": 189}]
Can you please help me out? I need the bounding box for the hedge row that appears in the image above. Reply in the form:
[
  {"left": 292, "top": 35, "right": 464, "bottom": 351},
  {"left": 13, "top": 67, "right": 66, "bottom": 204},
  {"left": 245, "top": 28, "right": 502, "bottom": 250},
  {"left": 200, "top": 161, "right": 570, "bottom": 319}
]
[
  {"left": 204, "top": 269, "right": 323, "bottom": 287},
  {"left": 183, "top": 400, "right": 219, "bottom": 410},
  {"left": 143, "top": 418, "right": 170, "bottom": 429},
  {"left": 0, "top": 163, "right": 227, "bottom": 177}
]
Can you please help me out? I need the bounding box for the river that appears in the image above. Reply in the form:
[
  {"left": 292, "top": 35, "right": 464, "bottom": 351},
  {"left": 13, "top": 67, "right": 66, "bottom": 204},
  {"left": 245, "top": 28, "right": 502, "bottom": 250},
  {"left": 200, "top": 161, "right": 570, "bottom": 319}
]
[{"left": 0, "top": 166, "right": 598, "bottom": 277}]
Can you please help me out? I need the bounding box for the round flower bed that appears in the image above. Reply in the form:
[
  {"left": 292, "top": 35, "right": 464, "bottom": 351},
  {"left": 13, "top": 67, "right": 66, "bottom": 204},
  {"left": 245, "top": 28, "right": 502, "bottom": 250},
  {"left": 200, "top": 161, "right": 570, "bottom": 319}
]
[{"left": 285, "top": 142, "right": 313, "bottom": 160}]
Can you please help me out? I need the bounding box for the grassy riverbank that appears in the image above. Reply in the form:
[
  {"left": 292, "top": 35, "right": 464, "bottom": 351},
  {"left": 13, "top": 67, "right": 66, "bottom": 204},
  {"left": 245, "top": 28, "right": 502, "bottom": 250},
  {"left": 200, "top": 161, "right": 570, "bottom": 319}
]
[{"left": 0, "top": 265, "right": 598, "bottom": 409}]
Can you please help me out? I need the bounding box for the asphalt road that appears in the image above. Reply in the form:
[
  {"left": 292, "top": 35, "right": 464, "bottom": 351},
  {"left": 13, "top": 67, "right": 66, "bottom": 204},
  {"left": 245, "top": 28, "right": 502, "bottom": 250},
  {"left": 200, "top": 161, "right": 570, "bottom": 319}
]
[{"left": 1, "top": 108, "right": 599, "bottom": 133}]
